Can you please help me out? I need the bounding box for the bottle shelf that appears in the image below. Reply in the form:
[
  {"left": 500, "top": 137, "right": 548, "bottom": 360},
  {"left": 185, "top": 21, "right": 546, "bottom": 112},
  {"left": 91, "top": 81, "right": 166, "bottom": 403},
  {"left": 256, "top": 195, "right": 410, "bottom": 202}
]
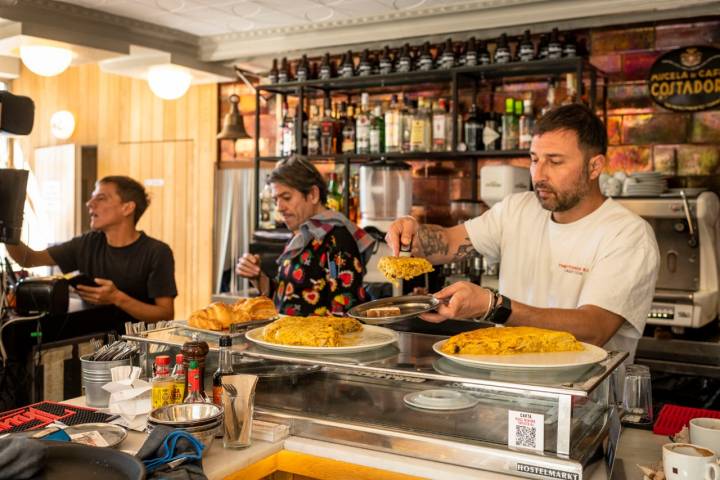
[
  {"left": 256, "top": 150, "right": 529, "bottom": 163},
  {"left": 257, "top": 57, "right": 595, "bottom": 94}
]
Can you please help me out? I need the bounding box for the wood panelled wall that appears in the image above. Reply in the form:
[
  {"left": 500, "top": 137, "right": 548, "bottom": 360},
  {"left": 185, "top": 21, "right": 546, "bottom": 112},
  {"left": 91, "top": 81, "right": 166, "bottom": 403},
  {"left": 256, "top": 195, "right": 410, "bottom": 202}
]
[{"left": 13, "top": 64, "right": 217, "bottom": 319}]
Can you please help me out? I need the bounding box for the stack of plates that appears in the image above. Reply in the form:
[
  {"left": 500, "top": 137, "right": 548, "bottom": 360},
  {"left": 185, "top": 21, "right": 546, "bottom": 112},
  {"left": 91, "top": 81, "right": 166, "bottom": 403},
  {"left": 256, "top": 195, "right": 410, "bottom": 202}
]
[{"left": 624, "top": 172, "right": 667, "bottom": 197}]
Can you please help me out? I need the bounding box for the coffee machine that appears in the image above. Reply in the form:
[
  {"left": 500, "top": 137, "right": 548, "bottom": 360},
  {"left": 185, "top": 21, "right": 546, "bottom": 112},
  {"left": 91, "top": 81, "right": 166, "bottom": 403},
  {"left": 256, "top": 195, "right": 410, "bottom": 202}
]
[{"left": 616, "top": 191, "right": 720, "bottom": 329}]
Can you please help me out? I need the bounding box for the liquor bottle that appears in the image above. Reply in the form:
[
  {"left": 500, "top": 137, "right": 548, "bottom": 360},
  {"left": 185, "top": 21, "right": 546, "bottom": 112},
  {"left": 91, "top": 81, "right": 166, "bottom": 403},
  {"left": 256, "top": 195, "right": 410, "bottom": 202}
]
[
  {"left": 494, "top": 34, "right": 511, "bottom": 64},
  {"left": 268, "top": 58, "right": 279, "bottom": 84},
  {"left": 463, "top": 37, "right": 478, "bottom": 66},
  {"left": 548, "top": 28, "right": 562, "bottom": 59},
  {"left": 563, "top": 73, "right": 578, "bottom": 105},
  {"left": 439, "top": 38, "right": 456, "bottom": 69},
  {"left": 348, "top": 173, "right": 360, "bottom": 224},
  {"left": 151, "top": 355, "right": 174, "bottom": 409},
  {"left": 519, "top": 98, "right": 535, "bottom": 150},
  {"left": 417, "top": 42, "right": 433, "bottom": 71},
  {"left": 341, "top": 50, "right": 355, "bottom": 78},
  {"left": 538, "top": 34, "right": 549, "bottom": 59},
  {"left": 478, "top": 39, "right": 491, "bottom": 65},
  {"left": 342, "top": 104, "right": 356, "bottom": 154},
  {"left": 333, "top": 102, "right": 344, "bottom": 154},
  {"left": 542, "top": 80, "right": 557, "bottom": 115},
  {"left": 355, "top": 93, "right": 371, "bottom": 154},
  {"left": 464, "top": 103, "right": 483, "bottom": 151},
  {"left": 483, "top": 112, "right": 501, "bottom": 151},
  {"left": 278, "top": 57, "right": 290, "bottom": 83},
  {"left": 518, "top": 30, "right": 535, "bottom": 62},
  {"left": 275, "top": 99, "right": 285, "bottom": 156},
  {"left": 327, "top": 172, "right": 343, "bottom": 212},
  {"left": 184, "top": 359, "right": 209, "bottom": 403},
  {"left": 281, "top": 104, "right": 296, "bottom": 156},
  {"left": 379, "top": 46, "right": 393, "bottom": 75},
  {"left": 452, "top": 99, "right": 463, "bottom": 149},
  {"left": 300, "top": 102, "right": 308, "bottom": 155},
  {"left": 171, "top": 353, "right": 186, "bottom": 404},
  {"left": 212, "top": 336, "right": 234, "bottom": 406},
  {"left": 369, "top": 103, "right": 385, "bottom": 154},
  {"left": 397, "top": 44, "right": 412, "bottom": 73},
  {"left": 563, "top": 33, "right": 577, "bottom": 57},
  {"left": 296, "top": 54, "right": 309, "bottom": 82},
  {"left": 319, "top": 53, "right": 333, "bottom": 80},
  {"left": 358, "top": 49, "right": 372, "bottom": 76},
  {"left": 410, "top": 97, "right": 431, "bottom": 152},
  {"left": 308, "top": 104, "right": 321, "bottom": 155},
  {"left": 501, "top": 98, "right": 519, "bottom": 150},
  {"left": 384, "top": 94, "right": 401, "bottom": 153},
  {"left": 401, "top": 96, "right": 414, "bottom": 153},
  {"left": 259, "top": 174, "right": 275, "bottom": 229},
  {"left": 432, "top": 99, "right": 451, "bottom": 152},
  {"left": 320, "top": 97, "right": 336, "bottom": 155}
]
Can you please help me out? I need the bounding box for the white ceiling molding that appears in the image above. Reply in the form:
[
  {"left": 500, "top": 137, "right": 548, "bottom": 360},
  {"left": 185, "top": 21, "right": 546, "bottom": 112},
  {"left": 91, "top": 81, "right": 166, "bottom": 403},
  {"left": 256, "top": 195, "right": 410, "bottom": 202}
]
[
  {"left": 99, "top": 45, "right": 232, "bottom": 85},
  {"left": 0, "top": 53, "right": 19, "bottom": 79},
  {"left": 0, "top": 0, "right": 718, "bottom": 77},
  {"left": 0, "top": 0, "right": 234, "bottom": 78},
  {"left": 200, "top": 0, "right": 720, "bottom": 65}
]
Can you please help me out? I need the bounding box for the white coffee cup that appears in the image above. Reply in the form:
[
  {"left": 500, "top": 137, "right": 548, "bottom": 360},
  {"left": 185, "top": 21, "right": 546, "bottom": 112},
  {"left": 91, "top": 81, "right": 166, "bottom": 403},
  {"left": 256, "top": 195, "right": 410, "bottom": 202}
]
[
  {"left": 663, "top": 443, "right": 720, "bottom": 480},
  {"left": 691, "top": 418, "right": 720, "bottom": 454}
]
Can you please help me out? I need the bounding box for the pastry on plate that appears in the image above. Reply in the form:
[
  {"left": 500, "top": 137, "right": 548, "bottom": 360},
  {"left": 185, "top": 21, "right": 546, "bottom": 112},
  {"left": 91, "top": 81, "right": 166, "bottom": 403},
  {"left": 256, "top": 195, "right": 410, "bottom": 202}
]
[
  {"left": 441, "top": 326, "right": 584, "bottom": 355},
  {"left": 262, "top": 316, "right": 362, "bottom": 347}
]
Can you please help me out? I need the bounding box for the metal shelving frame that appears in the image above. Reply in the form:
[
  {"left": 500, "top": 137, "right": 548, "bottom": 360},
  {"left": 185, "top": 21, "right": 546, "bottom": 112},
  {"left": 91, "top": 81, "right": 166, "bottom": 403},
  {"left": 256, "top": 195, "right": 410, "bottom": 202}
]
[{"left": 252, "top": 57, "right": 605, "bottom": 230}]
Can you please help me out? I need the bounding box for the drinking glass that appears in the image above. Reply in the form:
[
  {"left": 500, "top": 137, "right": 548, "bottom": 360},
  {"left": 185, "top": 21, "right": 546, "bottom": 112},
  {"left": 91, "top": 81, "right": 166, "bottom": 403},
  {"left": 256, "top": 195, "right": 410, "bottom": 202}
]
[{"left": 622, "top": 364, "right": 653, "bottom": 425}]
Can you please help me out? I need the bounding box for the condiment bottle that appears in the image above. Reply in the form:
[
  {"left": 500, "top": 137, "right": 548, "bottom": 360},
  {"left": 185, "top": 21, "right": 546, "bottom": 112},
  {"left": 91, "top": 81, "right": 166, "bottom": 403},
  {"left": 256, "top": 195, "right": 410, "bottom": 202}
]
[
  {"left": 151, "top": 355, "right": 174, "bottom": 409},
  {"left": 184, "top": 359, "right": 208, "bottom": 403},
  {"left": 212, "top": 336, "right": 234, "bottom": 405},
  {"left": 181, "top": 336, "right": 209, "bottom": 397},
  {"left": 171, "top": 353, "right": 186, "bottom": 404}
]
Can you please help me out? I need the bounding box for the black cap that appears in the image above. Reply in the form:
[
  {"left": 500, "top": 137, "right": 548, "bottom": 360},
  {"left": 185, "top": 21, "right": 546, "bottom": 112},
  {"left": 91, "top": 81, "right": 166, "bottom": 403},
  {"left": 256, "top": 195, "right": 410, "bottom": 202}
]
[{"left": 219, "top": 335, "right": 232, "bottom": 347}]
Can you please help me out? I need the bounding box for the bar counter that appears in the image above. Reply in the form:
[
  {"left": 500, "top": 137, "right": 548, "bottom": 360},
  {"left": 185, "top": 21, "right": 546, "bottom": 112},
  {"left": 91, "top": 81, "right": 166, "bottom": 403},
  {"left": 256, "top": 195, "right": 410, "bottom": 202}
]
[{"left": 66, "top": 396, "right": 662, "bottom": 479}]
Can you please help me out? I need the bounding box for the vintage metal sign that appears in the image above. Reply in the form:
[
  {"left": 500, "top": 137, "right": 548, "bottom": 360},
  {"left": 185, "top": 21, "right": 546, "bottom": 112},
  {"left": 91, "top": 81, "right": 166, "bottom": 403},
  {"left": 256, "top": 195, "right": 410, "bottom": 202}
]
[{"left": 648, "top": 46, "right": 720, "bottom": 111}]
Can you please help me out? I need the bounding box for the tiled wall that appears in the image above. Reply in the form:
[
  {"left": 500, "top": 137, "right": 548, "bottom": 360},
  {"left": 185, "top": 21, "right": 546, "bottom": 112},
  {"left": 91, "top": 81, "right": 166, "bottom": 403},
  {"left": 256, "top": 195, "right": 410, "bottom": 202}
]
[{"left": 591, "top": 19, "right": 720, "bottom": 179}]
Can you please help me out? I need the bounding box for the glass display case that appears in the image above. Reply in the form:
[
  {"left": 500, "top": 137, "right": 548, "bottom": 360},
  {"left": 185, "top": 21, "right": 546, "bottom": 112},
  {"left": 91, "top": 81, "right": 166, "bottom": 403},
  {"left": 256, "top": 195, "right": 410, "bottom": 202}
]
[{"left": 125, "top": 323, "right": 624, "bottom": 479}]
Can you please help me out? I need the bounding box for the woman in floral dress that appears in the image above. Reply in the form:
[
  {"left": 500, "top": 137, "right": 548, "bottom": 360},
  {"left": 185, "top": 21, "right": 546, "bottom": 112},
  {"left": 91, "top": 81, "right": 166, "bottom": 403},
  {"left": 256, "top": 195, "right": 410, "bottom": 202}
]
[{"left": 236, "top": 157, "right": 374, "bottom": 316}]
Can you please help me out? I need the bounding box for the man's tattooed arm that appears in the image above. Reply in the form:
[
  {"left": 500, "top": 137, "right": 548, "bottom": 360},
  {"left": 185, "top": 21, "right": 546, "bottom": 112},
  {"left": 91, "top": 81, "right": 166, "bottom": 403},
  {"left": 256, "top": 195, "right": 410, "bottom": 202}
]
[
  {"left": 454, "top": 236, "right": 475, "bottom": 261},
  {"left": 416, "top": 224, "right": 475, "bottom": 264}
]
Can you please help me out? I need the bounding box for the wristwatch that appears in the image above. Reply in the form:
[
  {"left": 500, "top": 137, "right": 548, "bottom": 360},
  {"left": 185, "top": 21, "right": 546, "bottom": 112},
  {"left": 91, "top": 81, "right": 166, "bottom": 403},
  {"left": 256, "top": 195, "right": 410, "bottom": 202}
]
[{"left": 488, "top": 293, "right": 512, "bottom": 325}]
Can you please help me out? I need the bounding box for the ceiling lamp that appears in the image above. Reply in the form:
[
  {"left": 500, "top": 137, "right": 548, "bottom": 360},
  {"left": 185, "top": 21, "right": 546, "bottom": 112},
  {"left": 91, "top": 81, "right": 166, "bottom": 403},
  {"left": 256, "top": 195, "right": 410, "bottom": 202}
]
[
  {"left": 50, "top": 110, "right": 75, "bottom": 140},
  {"left": 217, "top": 94, "right": 250, "bottom": 140},
  {"left": 19, "top": 46, "right": 73, "bottom": 77},
  {"left": 147, "top": 65, "right": 192, "bottom": 100}
]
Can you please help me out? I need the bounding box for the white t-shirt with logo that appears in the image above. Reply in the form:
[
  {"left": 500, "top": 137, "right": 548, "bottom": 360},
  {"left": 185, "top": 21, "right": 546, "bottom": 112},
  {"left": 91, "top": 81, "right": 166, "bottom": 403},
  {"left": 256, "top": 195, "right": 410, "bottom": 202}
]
[{"left": 465, "top": 191, "right": 659, "bottom": 362}]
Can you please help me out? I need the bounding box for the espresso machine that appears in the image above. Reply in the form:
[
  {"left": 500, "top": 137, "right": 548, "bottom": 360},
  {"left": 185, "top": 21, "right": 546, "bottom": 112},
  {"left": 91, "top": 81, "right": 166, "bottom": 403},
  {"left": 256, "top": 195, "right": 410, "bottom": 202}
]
[{"left": 616, "top": 191, "right": 720, "bottom": 330}]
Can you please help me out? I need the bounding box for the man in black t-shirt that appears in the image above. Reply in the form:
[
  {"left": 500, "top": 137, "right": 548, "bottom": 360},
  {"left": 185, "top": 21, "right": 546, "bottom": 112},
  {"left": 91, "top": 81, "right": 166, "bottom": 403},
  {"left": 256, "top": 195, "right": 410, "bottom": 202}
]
[{"left": 5, "top": 176, "right": 177, "bottom": 322}]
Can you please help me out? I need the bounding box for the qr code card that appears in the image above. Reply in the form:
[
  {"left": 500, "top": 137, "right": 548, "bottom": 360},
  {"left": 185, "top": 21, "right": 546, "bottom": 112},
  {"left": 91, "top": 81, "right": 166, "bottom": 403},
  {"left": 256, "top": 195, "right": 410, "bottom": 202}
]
[{"left": 508, "top": 410, "right": 544, "bottom": 452}]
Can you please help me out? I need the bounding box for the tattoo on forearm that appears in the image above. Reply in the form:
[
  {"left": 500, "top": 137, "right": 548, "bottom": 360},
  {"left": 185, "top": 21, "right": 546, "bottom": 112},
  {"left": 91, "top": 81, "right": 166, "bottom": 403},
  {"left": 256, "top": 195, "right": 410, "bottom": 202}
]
[
  {"left": 417, "top": 225, "right": 449, "bottom": 257},
  {"left": 453, "top": 237, "right": 474, "bottom": 261}
]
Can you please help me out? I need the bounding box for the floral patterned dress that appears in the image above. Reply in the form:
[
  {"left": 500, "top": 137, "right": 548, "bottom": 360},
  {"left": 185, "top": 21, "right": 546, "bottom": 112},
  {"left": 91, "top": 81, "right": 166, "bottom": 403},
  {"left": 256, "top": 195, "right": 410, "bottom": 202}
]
[{"left": 273, "top": 226, "right": 368, "bottom": 316}]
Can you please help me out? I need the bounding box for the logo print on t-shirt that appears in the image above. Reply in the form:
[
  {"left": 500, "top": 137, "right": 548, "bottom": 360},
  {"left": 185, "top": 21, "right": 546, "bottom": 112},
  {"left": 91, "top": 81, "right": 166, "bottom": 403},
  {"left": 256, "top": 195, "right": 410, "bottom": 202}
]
[{"left": 558, "top": 263, "right": 589, "bottom": 275}]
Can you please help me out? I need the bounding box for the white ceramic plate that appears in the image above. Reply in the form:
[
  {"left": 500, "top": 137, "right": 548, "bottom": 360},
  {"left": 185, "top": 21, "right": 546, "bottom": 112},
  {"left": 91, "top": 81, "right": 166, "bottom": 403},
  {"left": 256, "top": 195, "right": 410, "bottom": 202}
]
[
  {"left": 245, "top": 324, "right": 398, "bottom": 354},
  {"left": 432, "top": 340, "right": 608, "bottom": 371},
  {"left": 403, "top": 389, "right": 480, "bottom": 411}
]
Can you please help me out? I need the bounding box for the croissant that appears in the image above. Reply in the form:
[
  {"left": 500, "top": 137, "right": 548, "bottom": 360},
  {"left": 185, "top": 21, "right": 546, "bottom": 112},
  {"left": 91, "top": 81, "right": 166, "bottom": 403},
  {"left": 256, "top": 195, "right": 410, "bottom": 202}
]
[{"left": 187, "top": 296, "right": 277, "bottom": 331}]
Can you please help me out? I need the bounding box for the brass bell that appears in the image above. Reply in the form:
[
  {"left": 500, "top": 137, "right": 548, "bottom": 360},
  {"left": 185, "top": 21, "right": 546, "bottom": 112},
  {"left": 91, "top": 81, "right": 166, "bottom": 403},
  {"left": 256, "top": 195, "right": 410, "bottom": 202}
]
[{"left": 217, "top": 94, "right": 250, "bottom": 139}]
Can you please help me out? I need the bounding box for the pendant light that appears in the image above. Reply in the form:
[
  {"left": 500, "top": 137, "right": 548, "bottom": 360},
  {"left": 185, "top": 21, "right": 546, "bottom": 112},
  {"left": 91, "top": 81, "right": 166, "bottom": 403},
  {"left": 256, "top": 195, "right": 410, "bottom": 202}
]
[
  {"left": 217, "top": 94, "right": 250, "bottom": 140},
  {"left": 20, "top": 46, "right": 73, "bottom": 77},
  {"left": 147, "top": 65, "right": 192, "bottom": 100}
]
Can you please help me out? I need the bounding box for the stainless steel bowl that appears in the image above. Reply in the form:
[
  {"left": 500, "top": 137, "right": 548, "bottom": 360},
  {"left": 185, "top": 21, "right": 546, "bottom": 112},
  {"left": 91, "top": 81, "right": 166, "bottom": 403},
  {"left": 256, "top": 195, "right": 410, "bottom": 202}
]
[
  {"left": 149, "top": 403, "right": 223, "bottom": 427},
  {"left": 146, "top": 419, "right": 222, "bottom": 455}
]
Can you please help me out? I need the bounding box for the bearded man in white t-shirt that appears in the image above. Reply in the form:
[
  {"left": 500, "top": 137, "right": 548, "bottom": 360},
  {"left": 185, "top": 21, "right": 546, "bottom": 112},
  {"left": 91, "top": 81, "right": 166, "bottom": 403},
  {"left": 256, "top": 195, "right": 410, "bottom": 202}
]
[{"left": 386, "top": 104, "right": 660, "bottom": 362}]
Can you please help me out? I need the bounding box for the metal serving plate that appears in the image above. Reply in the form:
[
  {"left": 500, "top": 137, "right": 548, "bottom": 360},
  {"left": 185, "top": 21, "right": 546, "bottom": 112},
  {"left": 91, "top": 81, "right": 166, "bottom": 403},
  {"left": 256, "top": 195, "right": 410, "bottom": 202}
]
[{"left": 347, "top": 295, "right": 441, "bottom": 325}]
